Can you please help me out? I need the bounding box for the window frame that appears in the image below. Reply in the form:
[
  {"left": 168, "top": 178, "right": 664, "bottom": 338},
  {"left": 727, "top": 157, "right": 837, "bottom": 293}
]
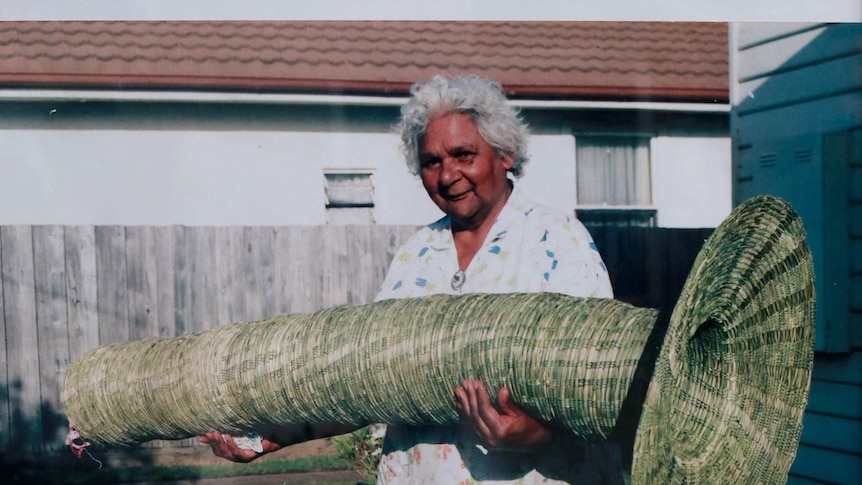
[{"left": 322, "top": 168, "right": 376, "bottom": 225}]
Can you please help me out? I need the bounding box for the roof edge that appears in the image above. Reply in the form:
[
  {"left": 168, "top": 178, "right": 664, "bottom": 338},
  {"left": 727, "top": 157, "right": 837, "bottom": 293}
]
[
  {"left": 0, "top": 73, "right": 729, "bottom": 104},
  {"left": 0, "top": 88, "right": 730, "bottom": 113}
]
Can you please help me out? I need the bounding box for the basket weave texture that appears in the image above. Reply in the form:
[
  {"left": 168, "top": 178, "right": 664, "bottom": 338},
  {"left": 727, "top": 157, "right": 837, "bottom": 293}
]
[
  {"left": 63, "top": 294, "right": 656, "bottom": 443},
  {"left": 62, "top": 195, "right": 815, "bottom": 485},
  {"left": 631, "top": 194, "right": 816, "bottom": 484}
]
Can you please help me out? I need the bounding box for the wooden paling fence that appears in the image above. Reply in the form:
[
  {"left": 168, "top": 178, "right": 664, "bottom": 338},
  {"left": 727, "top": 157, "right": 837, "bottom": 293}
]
[
  {"left": 0, "top": 224, "right": 711, "bottom": 456},
  {"left": 0, "top": 224, "right": 417, "bottom": 455}
]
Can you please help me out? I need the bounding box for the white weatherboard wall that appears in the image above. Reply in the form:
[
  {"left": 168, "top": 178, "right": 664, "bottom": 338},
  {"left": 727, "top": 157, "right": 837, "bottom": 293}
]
[
  {"left": 651, "top": 136, "right": 732, "bottom": 228},
  {"left": 0, "top": 128, "right": 582, "bottom": 226},
  {"left": 0, "top": 104, "right": 726, "bottom": 229},
  {"left": 0, "top": 129, "right": 442, "bottom": 226},
  {"left": 517, "top": 134, "right": 578, "bottom": 214}
]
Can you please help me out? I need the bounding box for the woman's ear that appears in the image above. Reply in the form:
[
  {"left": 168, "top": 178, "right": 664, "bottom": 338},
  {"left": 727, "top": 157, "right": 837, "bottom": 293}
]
[{"left": 500, "top": 152, "right": 515, "bottom": 171}]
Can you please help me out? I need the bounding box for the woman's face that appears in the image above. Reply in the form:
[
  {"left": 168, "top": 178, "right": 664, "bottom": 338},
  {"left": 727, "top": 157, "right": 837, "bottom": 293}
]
[{"left": 419, "top": 112, "right": 514, "bottom": 231}]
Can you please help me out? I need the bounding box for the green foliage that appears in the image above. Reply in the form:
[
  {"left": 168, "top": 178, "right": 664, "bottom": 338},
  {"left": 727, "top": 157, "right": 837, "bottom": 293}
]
[{"left": 332, "top": 425, "right": 385, "bottom": 485}]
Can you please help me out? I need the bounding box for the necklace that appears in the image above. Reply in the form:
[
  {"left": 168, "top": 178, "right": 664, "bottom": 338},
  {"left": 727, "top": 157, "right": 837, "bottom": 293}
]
[{"left": 451, "top": 270, "right": 466, "bottom": 291}]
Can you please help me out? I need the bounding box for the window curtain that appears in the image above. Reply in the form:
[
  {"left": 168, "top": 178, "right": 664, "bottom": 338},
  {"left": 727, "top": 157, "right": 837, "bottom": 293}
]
[{"left": 576, "top": 137, "right": 651, "bottom": 206}]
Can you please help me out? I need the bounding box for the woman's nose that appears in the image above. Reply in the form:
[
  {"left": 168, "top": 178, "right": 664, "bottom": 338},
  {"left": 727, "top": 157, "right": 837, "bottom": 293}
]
[{"left": 438, "top": 158, "right": 460, "bottom": 186}]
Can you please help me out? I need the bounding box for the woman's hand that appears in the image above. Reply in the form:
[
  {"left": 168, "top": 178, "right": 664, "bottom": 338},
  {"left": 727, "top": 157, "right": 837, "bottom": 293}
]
[
  {"left": 199, "top": 423, "right": 364, "bottom": 463},
  {"left": 198, "top": 432, "right": 283, "bottom": 463},
  {"left": 454, "top": 380, "right": 552, "bottom": 451}
]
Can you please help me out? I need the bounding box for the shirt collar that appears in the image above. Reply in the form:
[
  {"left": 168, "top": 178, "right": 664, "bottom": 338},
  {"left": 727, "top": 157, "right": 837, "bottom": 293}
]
[{"left": 427, "top": 183, "right": 532, "bottom": 251}]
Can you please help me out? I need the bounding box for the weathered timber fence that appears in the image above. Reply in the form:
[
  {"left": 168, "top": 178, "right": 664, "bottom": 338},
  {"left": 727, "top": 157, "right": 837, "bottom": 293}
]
[
  {"left": 0, "top": 224, "right": 712, "bottom": 456},
  {"left": 0, "top": 224, "right": 418, "bottom": 455}
]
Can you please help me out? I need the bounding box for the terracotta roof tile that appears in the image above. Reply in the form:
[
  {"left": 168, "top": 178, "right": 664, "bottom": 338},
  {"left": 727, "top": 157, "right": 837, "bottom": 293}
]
[{"left": 0, "top": 21, "right": 728, "bottom": 102}]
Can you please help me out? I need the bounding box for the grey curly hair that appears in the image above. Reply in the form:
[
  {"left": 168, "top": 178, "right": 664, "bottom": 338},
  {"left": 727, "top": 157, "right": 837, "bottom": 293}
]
[{"left": 395, "top": 75, "right": 531, "bottom": 178}]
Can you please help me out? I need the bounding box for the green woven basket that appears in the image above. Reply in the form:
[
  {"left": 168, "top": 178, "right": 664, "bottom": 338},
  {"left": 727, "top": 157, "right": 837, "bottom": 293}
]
[{"left": 62, "top": 195, "right": 815, "bottom": 484}]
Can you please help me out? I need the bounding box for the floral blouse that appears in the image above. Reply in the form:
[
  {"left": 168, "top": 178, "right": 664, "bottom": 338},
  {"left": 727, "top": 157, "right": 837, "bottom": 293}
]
[
  {"left": 375, "top": 186, "right": 612, "bottom": 301},
  {"left": 374, "top": 186, "right": 620, "bottom": 484}
]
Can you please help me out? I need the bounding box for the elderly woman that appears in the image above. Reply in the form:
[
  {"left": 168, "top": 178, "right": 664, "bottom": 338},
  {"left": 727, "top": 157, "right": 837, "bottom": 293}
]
[{"left": 202, "top": 75, "right": 620, "bottom": 484}]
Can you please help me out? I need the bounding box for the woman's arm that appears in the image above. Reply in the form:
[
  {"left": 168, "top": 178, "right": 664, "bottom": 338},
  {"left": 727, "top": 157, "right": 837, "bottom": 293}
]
[{"left": 200, "top": 423, "right": 365, "bottom": 463}]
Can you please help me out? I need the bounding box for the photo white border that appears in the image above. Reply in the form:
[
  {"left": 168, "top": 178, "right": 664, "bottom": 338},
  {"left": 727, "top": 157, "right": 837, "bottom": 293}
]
[{"left": 2, "top": 0, "right": 859, "bottom": 22}]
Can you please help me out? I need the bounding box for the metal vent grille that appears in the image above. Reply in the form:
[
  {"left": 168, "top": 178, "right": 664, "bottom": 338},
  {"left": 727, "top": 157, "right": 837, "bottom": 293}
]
[
  {"left": 758, "top": 153, "right": 778, "bottom": 168},
  {"left": 793, "top": 149, "right": 813, "bottom": 164}
]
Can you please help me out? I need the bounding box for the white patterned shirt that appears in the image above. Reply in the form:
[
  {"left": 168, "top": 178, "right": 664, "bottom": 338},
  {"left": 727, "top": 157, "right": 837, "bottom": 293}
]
[{"left": 374, "top": 186, "right": 620, "bottom": 485}]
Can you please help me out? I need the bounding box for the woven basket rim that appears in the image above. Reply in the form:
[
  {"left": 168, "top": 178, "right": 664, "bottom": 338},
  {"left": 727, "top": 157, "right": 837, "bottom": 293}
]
[{"left": 631, "top": 195, "right": 816, "bottom": 483}]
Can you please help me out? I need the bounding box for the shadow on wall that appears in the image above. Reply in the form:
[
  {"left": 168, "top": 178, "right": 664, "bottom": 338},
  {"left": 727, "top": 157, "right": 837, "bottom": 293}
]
[{"left": 0, "top": 379, "right": 169, "bottom": 483}]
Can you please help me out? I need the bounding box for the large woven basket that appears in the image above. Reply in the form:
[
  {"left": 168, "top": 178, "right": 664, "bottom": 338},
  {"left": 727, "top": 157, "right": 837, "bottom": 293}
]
[{"left": 62, "top": 195, "right": 815, "bottom": 484}]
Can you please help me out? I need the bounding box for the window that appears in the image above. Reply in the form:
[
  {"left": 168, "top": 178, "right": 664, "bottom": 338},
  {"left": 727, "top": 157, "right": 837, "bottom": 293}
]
[
  {"left": 576, "top": 135, "right": 655, "bottom": 226},
  {"left": 323, "top": 170, "right": 375, "bottom": 224}
]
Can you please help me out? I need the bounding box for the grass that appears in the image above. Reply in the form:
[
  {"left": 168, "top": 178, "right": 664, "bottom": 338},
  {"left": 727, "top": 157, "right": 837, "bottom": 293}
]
[{"left": 1, "top": 454, "right": 354, "bottom": 484}]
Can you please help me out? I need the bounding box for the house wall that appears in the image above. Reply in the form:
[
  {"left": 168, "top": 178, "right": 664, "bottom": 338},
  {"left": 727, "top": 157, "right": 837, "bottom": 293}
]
[
  {"left": 0, "top": 101, "right": 439, "bottom": 226},
  {"left": 651, "top": 136, "right": 732, "bottom": 228},
  {"left": 1, "top": 128, "right": 440, "bottom": 226},
  {"left": 0, "top": 99, "right": 727, "bottom": 229},
  {"left": 730, "top": 22, "right": 862, "bottom": 484}
]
